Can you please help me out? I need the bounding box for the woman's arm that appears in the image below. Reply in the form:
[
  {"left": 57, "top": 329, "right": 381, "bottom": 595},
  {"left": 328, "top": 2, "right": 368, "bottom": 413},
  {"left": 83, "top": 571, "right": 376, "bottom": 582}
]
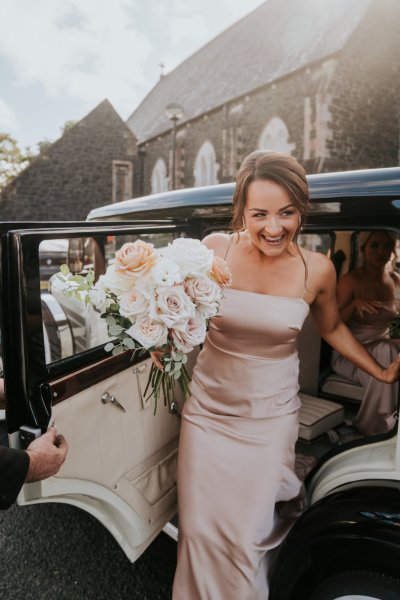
[
  {"left": 310, "top": 256, "right": 400, "bottom": 383},
  {"left": 336, "top": 273, "right": 381, "bottom": 322}
]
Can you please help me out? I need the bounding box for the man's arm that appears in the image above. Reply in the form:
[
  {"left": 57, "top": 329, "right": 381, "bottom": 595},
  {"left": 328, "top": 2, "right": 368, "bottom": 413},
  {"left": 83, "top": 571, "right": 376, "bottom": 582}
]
[
  {"left": 0, "top": 428, "right": 68, "bottom": 510},
  {"left": 0, "top": 446, "right": 30, "bottom": 509}
]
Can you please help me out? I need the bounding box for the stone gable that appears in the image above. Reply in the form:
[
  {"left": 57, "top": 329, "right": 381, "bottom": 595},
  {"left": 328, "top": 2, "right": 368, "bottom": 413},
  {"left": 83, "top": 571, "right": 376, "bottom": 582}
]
[{"left": 0, "top": 99, "right": 138, "bottom": 221}]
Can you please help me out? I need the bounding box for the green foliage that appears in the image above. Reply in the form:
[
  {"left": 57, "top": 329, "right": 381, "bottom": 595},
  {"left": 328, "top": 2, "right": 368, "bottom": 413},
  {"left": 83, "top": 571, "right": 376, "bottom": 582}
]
[
  {"left": 0, "top": 133, "right": 36, "bottom": 190},
  {"left": 60, "top": 120, "right": 77, "bottom": 136}
]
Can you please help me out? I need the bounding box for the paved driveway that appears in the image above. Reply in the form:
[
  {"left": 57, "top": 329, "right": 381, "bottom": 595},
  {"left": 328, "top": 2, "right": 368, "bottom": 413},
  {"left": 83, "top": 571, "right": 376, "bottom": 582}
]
[{"left": 0, "top": 423, "right": 177, "bottom": 600}]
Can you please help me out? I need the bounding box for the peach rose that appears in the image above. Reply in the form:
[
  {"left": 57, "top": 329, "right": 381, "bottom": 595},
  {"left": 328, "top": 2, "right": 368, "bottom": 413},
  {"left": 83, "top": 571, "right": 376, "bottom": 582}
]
[
  {"left": 114, "top": 241, "right": 158, "bottom": 281},
  {"left": 210, "top": 256, "right": 232, "bottom": 287}
]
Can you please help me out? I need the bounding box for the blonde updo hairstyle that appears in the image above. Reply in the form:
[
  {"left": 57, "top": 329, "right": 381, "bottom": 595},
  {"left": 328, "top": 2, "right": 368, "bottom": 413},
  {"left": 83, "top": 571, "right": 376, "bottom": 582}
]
[
  {"left": 356, "top": 230, "right": 397, "bottom": 268},
  {"left": 231, "top": 151, "right": 310, "bottom": 248}
]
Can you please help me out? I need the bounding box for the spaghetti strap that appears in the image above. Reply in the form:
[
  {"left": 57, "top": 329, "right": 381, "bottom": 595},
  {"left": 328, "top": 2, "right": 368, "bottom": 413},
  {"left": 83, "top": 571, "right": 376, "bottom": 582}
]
[
  {"left": 223, "top": 235, "right": 234, "bottom": 261},
  {"left": 301, "top": 250, "right": 310, "bottom": 300}
]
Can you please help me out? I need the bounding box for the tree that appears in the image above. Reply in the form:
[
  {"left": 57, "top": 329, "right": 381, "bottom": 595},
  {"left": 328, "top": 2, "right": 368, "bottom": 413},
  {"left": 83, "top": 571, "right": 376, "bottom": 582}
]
[
  {"left": 61, "top": 120, "right": 77, "bottom": 136},
  {"left": 0, "top": 133, "right": 36, "bottom": 190}
]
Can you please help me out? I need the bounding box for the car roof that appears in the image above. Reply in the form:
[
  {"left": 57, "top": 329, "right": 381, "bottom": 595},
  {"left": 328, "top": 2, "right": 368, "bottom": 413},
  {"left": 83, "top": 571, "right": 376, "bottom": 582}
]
[{"left": 87, "top": 167, "right": 400, "bottom": 222}]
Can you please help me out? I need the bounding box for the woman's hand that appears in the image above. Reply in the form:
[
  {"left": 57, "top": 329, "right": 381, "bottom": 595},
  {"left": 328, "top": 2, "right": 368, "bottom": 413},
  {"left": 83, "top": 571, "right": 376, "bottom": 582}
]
[
  {"left": 353, "top": 299, "right": 382, "bottom": 318},
  {"left": 150, "top": 350, "right": 165, "bottom": 371},
  {"left": 380, "top": 354, "right": 400, "bottom": 384}
]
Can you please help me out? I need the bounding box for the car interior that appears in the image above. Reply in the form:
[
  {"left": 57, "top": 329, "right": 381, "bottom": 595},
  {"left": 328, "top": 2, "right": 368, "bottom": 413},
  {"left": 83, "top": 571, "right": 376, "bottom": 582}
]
[{"left": 38, "top": 227, "right": 400, "bottom": 487}]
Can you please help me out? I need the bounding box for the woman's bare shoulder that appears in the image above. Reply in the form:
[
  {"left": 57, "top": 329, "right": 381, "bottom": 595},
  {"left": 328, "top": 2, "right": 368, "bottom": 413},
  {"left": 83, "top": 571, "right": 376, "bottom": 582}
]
[
  {"left": 305, "top": 250, "right": 335, "bottom": 276},
  {"left": 304, "top": 250, "right": 338, "bottom": 296},
  {"left": 202, "top": 232, "right": 233, "bottom": 255}
]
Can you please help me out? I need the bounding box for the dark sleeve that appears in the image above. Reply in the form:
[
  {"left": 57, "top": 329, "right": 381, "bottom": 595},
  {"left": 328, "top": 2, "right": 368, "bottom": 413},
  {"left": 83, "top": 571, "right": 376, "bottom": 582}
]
[{"left": 0, "top": 446, "right": 30, "bottom": 509}]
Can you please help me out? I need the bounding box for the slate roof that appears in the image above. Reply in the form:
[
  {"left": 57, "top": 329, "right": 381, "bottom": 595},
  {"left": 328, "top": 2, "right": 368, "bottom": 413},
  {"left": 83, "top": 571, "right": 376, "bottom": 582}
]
[{"left": 127, "top": 0, "right": 373, "bottom": 143}]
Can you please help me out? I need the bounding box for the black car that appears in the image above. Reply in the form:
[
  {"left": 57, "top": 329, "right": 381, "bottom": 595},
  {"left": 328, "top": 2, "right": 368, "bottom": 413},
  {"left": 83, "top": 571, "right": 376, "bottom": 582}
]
[{"left": 1, "top": 167, "right": 400, "bottom": 599}]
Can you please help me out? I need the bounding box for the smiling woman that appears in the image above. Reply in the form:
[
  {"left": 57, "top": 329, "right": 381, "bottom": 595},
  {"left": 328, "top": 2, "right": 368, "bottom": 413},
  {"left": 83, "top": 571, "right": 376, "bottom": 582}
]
[{"left": 167, "top": 151, "right": 400, "bottom": 600}]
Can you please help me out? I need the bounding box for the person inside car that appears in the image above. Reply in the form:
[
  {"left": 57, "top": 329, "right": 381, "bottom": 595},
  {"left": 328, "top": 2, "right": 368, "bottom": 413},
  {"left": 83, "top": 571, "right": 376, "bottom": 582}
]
[{"left": 331, "top": 230, "right": 400, "bottom": 435}]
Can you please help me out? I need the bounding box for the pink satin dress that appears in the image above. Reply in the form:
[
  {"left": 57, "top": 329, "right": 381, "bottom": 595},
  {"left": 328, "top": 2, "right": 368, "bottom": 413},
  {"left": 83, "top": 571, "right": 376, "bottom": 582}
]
[
  {"left": 331, "top": 300, "right": 399, "bottom": 435},
  {"left": 172, "top": 287, "right": 310, "bottom": 600}
]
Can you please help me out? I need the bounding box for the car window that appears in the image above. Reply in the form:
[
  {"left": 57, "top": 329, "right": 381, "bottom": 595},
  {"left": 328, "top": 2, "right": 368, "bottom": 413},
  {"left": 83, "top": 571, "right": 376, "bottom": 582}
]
[
  {"left": 40, "top": 232, "right": 177, "bottom": 364},
  {"left": 298, "top": 232, "right": 332, "bottom": 256}
]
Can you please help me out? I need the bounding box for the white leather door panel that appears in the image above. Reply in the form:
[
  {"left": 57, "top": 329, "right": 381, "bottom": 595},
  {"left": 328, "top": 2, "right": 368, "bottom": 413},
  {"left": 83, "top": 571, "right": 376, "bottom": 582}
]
[{"left": 18, "top": 357, "right": 180, "bottom": 561}]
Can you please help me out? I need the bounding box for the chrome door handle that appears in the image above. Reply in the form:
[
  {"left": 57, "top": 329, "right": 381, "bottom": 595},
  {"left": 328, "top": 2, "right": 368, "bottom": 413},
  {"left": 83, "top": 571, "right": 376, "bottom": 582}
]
[{"left": 101, "top": 392, "right": 126, "bottom": 413}]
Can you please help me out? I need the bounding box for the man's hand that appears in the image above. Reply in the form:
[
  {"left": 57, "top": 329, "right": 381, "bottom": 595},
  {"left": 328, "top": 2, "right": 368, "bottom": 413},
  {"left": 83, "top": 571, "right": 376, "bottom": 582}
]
[{"left": 25, "top": 427, "right": 68, "bottom": 483}]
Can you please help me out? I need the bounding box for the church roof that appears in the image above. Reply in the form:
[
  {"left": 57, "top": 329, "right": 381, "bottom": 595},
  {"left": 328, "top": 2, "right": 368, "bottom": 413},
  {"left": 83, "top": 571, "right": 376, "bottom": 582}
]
[{"left": 127, "top": 0, "right": 373, "bottom": 143}]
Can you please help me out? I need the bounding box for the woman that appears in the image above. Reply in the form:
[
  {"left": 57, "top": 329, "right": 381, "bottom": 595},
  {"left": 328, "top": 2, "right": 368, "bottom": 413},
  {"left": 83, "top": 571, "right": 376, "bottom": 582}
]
[
  {"left": 152, "top": 152, "right": 400, "bottom": 599},
  {"left": 331, "top": 230, "right": 399, "bottom": 435}
]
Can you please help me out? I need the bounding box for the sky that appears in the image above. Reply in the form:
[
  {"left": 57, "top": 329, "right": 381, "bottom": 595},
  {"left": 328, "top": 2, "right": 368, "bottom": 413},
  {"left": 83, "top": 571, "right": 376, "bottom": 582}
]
[{"left": 0, "top": 0, "right": 265, "bottom": 151}]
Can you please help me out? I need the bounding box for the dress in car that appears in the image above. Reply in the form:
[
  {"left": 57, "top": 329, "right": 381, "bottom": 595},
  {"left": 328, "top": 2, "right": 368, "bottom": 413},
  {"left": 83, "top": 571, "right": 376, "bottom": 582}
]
[
  {"left": 172, "top": 286, "right": 310, "bottom": 599},
  {"left": 331, "top": 300, "right": 399, "bottom": 435}
]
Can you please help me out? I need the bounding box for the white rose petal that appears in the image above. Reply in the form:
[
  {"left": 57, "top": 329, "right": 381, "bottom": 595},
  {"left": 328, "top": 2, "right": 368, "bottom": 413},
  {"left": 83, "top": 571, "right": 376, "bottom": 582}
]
[
  {"left": 102, "top": 263, "right": 135, "bottom": 294},
  {"left": 119, "top": 289, "right": 149, "bottom": 323},
  {"left": 152, "top": 256, "right": 182, "bottom": 286},
  {"left": 126, "top": 316, "right": 168, "bottom": 349},
  {"left": 162, "top": 238, "right": 213, "bottom": 278},
  {"left": 88, "top": 275, "right": 109, "bottom": 311}
]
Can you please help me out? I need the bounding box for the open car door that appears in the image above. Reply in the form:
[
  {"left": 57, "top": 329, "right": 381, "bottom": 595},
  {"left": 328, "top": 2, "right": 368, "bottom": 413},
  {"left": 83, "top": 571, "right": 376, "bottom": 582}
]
[{"left": 0, "top": 221, "right": 195, "bottom": 561}]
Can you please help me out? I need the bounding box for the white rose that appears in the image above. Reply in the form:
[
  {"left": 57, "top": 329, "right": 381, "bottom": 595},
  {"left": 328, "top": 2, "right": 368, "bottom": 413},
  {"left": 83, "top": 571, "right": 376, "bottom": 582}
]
[
  {"left": 102, "top": 263, "right": 135, "bottom": 295},
  {"left": 151, "top": 256, "right": 182, "bottom": 286},
  {"left": 119, "top": 289, "right": 149, "bottom": 323},
  {"left": 185, "top": 276, "right": 221, "bottom": 318},
  {"left": 162, "top": 238, "right": 213, "bottom": 278},
  {"left": 150, "top": 285, "right": 195, "bottom": 331},
  {"left": 126, "top": 316, "right": 168, "bottom": 349},
  {"left": 171, "top": 314, "right": 207, "bottom": 353},
  {"left": 88, "top": 275, "right": 109, "bottom": 312}
]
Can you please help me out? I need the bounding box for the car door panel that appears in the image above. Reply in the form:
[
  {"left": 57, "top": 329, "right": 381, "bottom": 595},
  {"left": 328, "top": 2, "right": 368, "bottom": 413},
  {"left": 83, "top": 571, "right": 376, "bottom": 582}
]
[{"left": 1, "top": 223, "right": 194, "bottom": 562}]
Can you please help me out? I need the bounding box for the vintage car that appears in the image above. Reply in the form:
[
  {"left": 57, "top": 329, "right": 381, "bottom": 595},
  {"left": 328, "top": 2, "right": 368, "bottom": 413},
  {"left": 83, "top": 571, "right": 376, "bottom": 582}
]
[{"left": 1, "top": 166, "right": 400, "bottom": 599}]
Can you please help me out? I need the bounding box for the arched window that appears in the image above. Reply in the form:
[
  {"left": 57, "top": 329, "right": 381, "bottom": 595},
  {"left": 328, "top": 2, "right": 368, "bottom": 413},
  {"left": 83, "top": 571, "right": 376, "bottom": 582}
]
[
  {"left": 193, "top": 141, "right": 219, "bottom": 187},
  {"left": 258, "top": 117, "right": 295, "bottom": 154},
  {"left": 151, "top": 158, "right": 168, "bottom": 194}
]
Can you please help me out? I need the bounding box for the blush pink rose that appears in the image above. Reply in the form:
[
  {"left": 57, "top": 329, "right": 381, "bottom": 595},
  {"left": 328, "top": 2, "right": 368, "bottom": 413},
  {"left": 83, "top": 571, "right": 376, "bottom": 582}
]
[
  {"left": 150, "top": 285, "right": 195, "bottom": 330},
  {"left": 171, "top": 314, "right": 207, "bottom": 353},
  {"left": 184, "top": 276, "right": 220, "bottom": 318},
  {"left": 126, "top": 316, "right": 168, "bottom": 349}
]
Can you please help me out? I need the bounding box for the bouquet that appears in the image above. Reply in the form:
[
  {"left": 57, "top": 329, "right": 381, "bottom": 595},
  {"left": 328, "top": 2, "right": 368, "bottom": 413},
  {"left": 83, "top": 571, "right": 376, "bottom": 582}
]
[{"left": 58, "top": 237, "right": 232, "bottom": 413}]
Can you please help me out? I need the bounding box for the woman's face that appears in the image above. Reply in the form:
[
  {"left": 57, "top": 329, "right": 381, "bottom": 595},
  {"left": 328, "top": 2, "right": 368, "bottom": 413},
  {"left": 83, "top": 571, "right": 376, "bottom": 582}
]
[
  {"left": 363, "top": 232, "right": 395, "bottom": 268},
  {"left": 244, "top": 179, "right": 300, "bottom": 256}
]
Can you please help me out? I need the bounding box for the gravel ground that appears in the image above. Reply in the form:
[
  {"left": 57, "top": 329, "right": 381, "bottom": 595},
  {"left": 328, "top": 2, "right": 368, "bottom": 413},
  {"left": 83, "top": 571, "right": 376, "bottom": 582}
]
[{"left": 0, "top": 423, "right": 177, "bottom": 600}]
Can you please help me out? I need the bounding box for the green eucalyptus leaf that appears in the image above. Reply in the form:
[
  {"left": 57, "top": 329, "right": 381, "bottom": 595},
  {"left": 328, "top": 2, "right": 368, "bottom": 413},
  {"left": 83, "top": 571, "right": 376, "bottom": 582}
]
[
  {"left": 123, "top": 337, "right": 136, "bottom": 349},
  {"left": 112, "top": 345, "right": 124, "bottom": 356},
  {"left": 104, "top": 342, "right": 115, "bottom": 352},
  {"left": 108, "top": 324, "right": 124, "bottom": 335},
  {"left": 60, "top": 264, "right": 70, "bottom": 276}
]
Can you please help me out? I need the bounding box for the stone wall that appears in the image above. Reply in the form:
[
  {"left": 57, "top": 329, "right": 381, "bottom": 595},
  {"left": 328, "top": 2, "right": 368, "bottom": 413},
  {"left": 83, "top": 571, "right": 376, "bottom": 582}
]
[
  {"left": 0, "top": 100, "right": 138, "bottom": 221},
  {"left": 139, "top": 0, "right": 400, "bottom": 194},
  {"left": 326, "top": 0, "right": 400, "bottom": 172}
]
